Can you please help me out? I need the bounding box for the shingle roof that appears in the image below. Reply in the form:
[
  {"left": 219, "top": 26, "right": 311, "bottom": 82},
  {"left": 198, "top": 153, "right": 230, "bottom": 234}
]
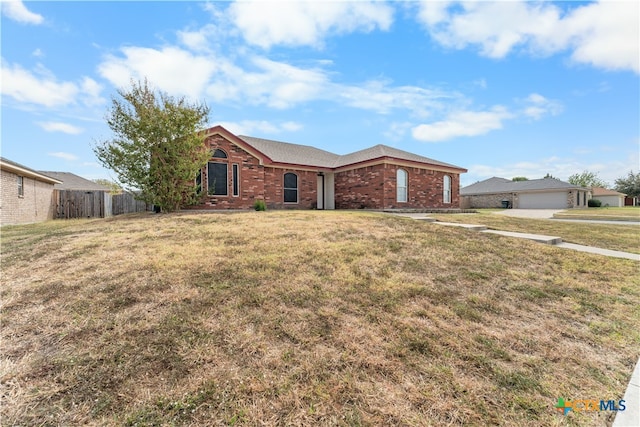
[
  {"left": 462, "top": 177, "right": 588, "bottom": 195},
  {"left": 237, "top": 135, "right": 466, "bottom": 171},
  {"left": 38, "top": 171, "right": 111, "bottom": 191},
  {"left": 592, "top": 187, "right": 626, "bottom": 196},
  {"left": 238, "top": 135, "right": 340, "bottom": 168}
]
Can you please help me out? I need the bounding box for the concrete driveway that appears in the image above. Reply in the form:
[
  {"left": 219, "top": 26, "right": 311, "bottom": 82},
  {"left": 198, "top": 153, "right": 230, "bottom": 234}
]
[{"left": 493, "top": 209, "right": 563, "bottom": 219}]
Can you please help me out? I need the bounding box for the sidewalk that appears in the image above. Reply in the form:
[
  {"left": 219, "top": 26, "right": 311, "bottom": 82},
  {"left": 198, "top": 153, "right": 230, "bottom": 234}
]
[
  {"left": 613, "top": 358, "right": 639, "bottom": 427},
  {"left": 390, "top": 213, "right": 640, "bottom": 261}
]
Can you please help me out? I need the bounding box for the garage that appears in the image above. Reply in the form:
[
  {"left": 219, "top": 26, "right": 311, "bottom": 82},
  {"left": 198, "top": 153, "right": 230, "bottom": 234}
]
[{"left": 518, "top": 191, "right": 568, "bottom": 209}]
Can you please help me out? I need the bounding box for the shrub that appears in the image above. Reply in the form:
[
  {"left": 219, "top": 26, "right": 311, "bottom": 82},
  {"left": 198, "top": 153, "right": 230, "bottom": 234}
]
[
  {"left": 253, "top": 200, "right": 266, "bottom": 211},
  {"left": 588, "top": 199, "right": 602, "bottom": 207}
]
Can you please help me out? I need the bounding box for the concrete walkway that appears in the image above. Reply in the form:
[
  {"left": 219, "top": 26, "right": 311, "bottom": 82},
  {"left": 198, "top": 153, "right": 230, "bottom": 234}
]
[
  {"left": 613, "top": 357, "right": 640, "bottom": 427},
  {"left": 390, "top": 213, "right": 640, "bottom": 261}
]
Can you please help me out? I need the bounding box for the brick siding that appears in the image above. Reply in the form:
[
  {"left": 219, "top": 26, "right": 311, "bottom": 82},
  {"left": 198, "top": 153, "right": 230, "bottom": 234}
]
[
  {"left": 335, "top": 164, "right": 461, "bottom": 209},
  {"left": 193, "top": 134, "right": 463, "bottom": 210},
  {"left": 1, "top": 169, "right": 56, "bottom": 225}
]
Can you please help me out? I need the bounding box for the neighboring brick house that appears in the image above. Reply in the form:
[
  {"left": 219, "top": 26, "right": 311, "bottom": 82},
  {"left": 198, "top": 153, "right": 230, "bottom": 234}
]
[
  {"left": 461, "top": 177, "right": 591, "bottom": 209},
  {"left": 0, "top": 157, "right": 62, "bottom": 225},
  {"left": 197, "top": 126, "right": 467, "bottom": 210}
]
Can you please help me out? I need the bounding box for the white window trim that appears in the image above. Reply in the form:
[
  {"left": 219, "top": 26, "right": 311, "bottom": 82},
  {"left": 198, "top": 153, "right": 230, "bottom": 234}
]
[
  {"left": 443, "top": 175, "right": 451, "bottom": 204},
  {"left": 283, "top": 172, "right": 299, "bottom": 204},
  {"left": 397, "top": 169, "right": 408, "bottom": 203}
]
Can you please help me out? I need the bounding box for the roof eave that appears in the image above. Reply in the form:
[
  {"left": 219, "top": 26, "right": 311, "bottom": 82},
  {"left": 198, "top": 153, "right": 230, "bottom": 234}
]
[{"left": 0, "top": 161, "right": 63, "bottom": 184}]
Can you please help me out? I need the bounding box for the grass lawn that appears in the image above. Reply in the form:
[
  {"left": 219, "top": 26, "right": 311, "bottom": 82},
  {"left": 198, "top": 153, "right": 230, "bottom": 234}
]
[
  {"left": 429, "top": 210, "right": 640, "bottom": 254},
  {"left": 1, "top": 211, "right": 639, "bottom": 426},
  {"left": 553, "top": 207, "right": 640, "bottom": 222}
]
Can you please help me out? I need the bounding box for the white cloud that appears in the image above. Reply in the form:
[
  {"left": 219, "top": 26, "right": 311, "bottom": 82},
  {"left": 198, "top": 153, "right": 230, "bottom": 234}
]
[
  {"left": 228, "top": 0, "right": 393, "bottom": 48},
  {"left": 1, "top": 0, "right": 44, "bottom": 25},
  {"left": 416, "top": 0, "right": 639, "bottom": 73},
  {"left": 1, "top": 61, "right": 78, "bottom": 107},
  {"left": 98, "top": 46, "right": 218, "bottom": 100},
  {"left": 48, "top": 152, "right": 78, "bottom": 161},
  {"left": 38, "top": 121, "right": 84, "bottom": 135},
  {"left": 1, "top": 61, "right": 106, "bottom": 109},
  {"left": 217, "top": 120, "right": 303, "bottom": 136},
  {"left": 338, "top": 80, "right": 456, "bottom": 117},
  {"left": 412, "top": 106, "right": 513, "bottom": 142},
  {"left": 521, "top": 93, "right": 563, "bottom": 120}
]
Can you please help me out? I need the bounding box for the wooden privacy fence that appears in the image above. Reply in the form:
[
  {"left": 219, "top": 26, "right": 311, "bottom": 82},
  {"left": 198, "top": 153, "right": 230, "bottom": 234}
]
[
  {"left": 52, "top": 190, "right": 148, "bottom": 219},
  {"left": 112, "top": 192, "right": 148, "bottom": 216}
]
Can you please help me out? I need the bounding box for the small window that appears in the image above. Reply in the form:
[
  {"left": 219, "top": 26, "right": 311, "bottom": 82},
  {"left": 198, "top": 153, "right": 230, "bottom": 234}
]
[
  {"left": 443, "top": 175, "right": 451, "bottom": 204},
  {"left": 583, "top": 192, "right": 586, "bottom": 206},
  {"left": 232, "top": 164, "right": 239, "bottom": 197},
  {"left": 195, "top": 170, "right": 202, "bottom": 193},
  {"left": 17, "top": 176, "right": 24, "bottom": 197},
  {"left": 397, "top": 169, "right": 407, "bottom": 203},
  {"left": 576, "top": 191, "right": 580, "bottom": 206},
  {"left": 284, "top": 173, "right": 298, "bottom": 203},
  {"left": 212, "top": 148, "right": 227, "bottom": 159},
  {"left": 207, "top": 162, "right": 228, "bottom": 195}
]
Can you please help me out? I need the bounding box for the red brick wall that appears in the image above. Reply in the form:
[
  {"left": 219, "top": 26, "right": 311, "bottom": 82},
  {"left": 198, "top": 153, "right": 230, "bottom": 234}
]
[
  {"left": 335, "top": 163, "right": 461, "bottom": 209},
  {"left": 199, "top": 134, "right": 265, "bottom": 209},
  {"left": 334, "top": 165, "right": 385, "bottom": 209},
  {"left": 264, "top": 168, "right": 317, "bottom": 209}
]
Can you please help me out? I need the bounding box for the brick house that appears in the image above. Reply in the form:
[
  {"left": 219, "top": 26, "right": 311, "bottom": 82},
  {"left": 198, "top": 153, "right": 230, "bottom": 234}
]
[
  {"left": 0, "top": 157, "right": 62, "bottom": 225},
  {"left": 197, "top": 126, "right": 467, "bottom": 210}
]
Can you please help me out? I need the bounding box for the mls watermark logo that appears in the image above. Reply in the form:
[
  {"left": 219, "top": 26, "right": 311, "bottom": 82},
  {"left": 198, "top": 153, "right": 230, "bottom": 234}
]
[{"left": 555, "top": 397, "right": 626, "bottom": 415}]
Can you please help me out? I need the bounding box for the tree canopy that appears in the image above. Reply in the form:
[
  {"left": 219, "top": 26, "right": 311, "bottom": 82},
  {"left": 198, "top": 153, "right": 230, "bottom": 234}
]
[
  {"left": 511, "top": 176, "right": 529, "bottom": 181},
  {"left": 614, "top": 171, "right": 639, "bottom": 198},
  {"left": 567, "top": 170, "right": 608, "bottom": 188},
  {"left": 94, "top": 80, "right": 211, "bottom": 212}
]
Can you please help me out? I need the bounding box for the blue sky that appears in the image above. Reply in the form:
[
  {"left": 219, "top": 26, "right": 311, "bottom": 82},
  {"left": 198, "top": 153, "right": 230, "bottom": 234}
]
[{"left": 2, "top": 0, "right": 638, "bottom": 187}]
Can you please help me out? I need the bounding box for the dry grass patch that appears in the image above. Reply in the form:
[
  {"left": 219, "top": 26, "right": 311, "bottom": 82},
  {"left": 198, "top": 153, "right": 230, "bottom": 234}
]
[
  {"left": 430, "top": 211, "right": 640, "bottom": 254},
  {"left": 553, "top": 207, "right": 640, "bottom": 222},
  {"left": 1, "top": 211, "right": 638, "bottom": 426}
]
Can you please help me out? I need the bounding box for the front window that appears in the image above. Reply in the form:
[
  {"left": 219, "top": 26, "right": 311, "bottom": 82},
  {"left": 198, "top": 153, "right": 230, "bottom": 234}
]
[
  {"left": 284, "top": 173, "right": 298, "bottom": 203},
  {"left": 208, "top": 148, "right": 228, "bottom": 196},
  {"left": 443, "top": 175, "right": 451, "bottom": 204},
  {"left": 397, "top": 169, "right": 407, "bottom": 203}
]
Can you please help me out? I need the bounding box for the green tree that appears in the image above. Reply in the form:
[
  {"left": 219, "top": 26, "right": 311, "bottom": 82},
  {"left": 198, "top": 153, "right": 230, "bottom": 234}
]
[
  {"left": 567, "top": 170, "right": 608, "bottom": 188},
  {"left": 543, "top": 173, "right": 556, "bottom": 179},
  {"left": 614, "top": 171, "right": 640, "bottom": 198},
  {"left": 94, "top": 79, "right": 211, "bottom": 212},
  {"left": 93, "top": 178, "right": 123, "bottom": 194},
  {"left": 511, "top": 176, "right": 529, "bottom": 181}
]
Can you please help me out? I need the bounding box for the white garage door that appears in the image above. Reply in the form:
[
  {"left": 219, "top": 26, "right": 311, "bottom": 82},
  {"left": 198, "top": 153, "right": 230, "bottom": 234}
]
[{"left": 519, "top": 192, "right": 567, "bottom": 209}]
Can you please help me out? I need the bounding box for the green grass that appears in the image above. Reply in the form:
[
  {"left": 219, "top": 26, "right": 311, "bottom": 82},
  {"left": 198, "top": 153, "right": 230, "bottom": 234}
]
[
  {"left": 429, "top": 210, "right": 640, "bottom": 254},
  {"left": 1, "top": 211, "right": 638, "bottom": 426}
]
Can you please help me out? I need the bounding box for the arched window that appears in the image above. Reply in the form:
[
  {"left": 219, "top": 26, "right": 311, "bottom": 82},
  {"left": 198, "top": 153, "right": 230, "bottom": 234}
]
[
  {"left": 397, "top": 169, "right": 408, "bottom": 203},
  {"left": 284, "top": 173, "right": 298, "bottom": 203},
  {"left": 212, "top": 149, "right": 227, "bottom": 158},
  {"left": 443, "top": 175, "right": 451, "bottom": 204},
  {"left": 208, "top": 149, "right": 228, "bottom": 195}
]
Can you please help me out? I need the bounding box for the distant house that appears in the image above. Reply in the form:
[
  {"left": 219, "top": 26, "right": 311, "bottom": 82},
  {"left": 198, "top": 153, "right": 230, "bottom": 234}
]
[
  {"left": 196, "top": 125, "right": 467, "bottom": 210},
  {"left": 591, "top": 187, "right": 626, "bottom": 207},
  {"left": 38, "top": 171, "right": 111, "bottom": 192},
  {"left": 461, "top": 177, "right": 591, "bottom": 209},
  {"left": 0, "top": 157, "right": 62, "bottom": 225}
]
